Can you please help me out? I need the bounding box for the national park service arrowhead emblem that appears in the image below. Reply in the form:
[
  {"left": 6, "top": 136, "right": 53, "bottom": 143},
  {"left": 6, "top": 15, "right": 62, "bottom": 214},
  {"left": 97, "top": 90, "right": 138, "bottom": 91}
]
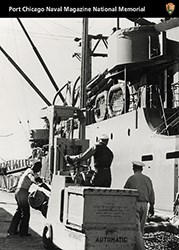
[{"left": 166, "top": 3, "right": 175, "bottom": 15}]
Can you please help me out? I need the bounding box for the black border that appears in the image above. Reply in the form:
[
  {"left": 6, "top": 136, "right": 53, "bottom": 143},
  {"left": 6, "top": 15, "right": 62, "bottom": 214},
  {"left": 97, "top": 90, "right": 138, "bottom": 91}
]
[{"left": 2, "top": 0, "right": 178, "bottom": 18}]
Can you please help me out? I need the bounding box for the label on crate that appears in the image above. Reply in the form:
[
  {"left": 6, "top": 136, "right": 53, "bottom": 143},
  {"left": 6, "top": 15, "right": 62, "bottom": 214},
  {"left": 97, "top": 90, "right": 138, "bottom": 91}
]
[
  {"left": 84, "top": 195, "right": 137, "bottom": 225},
  {"left": 95, "top": 236, "right": 128, "bottom": 243},
  {"left": 86, "top": 228, "right": 135, "bottom": 250}
]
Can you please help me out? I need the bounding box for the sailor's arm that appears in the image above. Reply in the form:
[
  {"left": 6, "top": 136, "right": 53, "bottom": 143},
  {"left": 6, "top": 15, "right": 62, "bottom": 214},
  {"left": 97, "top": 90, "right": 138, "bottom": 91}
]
[
  {"left": 123, "top": 177, "right": 132, "bottom": 189},
  {"left": 66, "top": 146, "right": 96, "bottom": 164}
]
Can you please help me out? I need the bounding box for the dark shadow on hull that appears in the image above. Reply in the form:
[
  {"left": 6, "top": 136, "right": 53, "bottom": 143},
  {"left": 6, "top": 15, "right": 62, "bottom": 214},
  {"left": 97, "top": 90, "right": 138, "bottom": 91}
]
[{"left": 144, "top": 108, "right": 179, "bottom": 135}]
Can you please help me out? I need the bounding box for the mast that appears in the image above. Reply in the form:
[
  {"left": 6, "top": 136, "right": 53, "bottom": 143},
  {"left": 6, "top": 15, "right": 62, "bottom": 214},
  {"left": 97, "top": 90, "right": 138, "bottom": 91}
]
[{"left": 79, "top": 18, "right": 90, "bottom": 140}]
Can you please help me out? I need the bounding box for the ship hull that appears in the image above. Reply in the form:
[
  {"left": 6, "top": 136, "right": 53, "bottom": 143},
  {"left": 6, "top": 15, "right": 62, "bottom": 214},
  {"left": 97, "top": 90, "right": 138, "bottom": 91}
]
[{"left": 86, "top": 108, "right": 179, "bottom": 211}]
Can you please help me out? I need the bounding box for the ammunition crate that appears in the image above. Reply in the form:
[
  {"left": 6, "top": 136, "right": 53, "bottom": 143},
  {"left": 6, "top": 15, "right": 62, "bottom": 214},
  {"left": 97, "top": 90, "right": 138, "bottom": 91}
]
[{"left": 64, "top": 187, "right": 138, "bottom": 230}]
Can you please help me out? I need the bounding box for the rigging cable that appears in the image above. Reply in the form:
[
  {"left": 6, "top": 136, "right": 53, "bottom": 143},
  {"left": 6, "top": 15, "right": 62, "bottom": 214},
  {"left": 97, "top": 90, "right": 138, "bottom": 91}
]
[
  {"left": 158, "top": 88, "right": 169, "bottom": 135},
  {"left": 31, "top": 18, "right": 107, "bottom": 87},
  {"left": 156, "top": 109, "right": 179, "bottom": 134},
  {"left": 52, "top": 83, "right": 69, "bottom": 105},
  {"left": 0, "top": 21, "right": 26, "bottom": 139},
  {"left": 12, "top": 19, "right": 32, "bottom": 136},
  {"left": 0, "top": 20, "right": 30, "bottom": 142},
  {"left": 17, "top": 18, "right": 66, "bottom": 104},
  {"left": 31, "top": 19, "right": 80, "bottom": 55},
  {"left": 45, "top": 18, "right": 82, "bottom": 36}
]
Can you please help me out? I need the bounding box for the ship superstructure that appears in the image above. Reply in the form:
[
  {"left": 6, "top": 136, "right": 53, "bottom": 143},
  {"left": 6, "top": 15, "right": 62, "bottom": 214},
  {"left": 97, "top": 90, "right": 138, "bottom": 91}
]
[{"left": 84, "top": 19, "right": 179, "bottom": 211}]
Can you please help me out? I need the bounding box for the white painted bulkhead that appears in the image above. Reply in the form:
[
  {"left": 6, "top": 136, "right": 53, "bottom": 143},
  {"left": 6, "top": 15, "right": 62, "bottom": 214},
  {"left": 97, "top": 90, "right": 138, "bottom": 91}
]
[{"left": 86, "top": 108, "right": 179, "bottom": 211}]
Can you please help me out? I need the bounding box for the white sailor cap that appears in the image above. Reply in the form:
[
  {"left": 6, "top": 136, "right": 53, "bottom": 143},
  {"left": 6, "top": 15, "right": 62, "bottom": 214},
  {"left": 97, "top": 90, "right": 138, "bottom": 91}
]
[
  {"left": 132, "top": 161, "right": 145, "bottom": 167},
  {"left": 99, "top": 134, "right": 109, "bottom": 140}
]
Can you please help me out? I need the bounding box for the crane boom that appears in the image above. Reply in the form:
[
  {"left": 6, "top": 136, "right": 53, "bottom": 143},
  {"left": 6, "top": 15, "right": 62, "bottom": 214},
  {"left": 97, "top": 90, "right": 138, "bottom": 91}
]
[
  {"left": 0, "top": 46, "right": 51, "bottom": 106},
  {"left": 17, "top": 18, "right": 66, "bottom": 104}
]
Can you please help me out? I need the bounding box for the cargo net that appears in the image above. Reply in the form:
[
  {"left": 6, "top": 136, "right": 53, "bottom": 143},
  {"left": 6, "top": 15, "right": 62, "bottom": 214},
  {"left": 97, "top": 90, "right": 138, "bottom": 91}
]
[{"left": 144, "top": 215, "right": 179, "bottom": 249}]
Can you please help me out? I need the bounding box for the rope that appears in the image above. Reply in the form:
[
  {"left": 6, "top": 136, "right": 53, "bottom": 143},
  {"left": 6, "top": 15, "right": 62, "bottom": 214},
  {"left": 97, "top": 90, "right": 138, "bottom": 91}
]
[
  {"left": 155, "top": 109, "right": 179, "bottom": 133},
  {"left": 158, "top": 88, "right": 169, "bottom": 135}
]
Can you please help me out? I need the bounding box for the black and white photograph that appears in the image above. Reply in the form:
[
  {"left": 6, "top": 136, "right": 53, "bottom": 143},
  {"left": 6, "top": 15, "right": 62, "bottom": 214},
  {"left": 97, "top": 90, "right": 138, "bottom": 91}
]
[{"left": 0, "top": 1, "right": 179, "bottom": 249}]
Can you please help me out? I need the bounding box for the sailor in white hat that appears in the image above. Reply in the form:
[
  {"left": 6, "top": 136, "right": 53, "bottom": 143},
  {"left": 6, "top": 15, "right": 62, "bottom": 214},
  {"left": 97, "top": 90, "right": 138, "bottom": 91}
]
[
  {"left": 66, "top": 134, "right": 113, "bottom": 187},
  {"left": 99, "top": 134, "right": 109, "bottom": 140},
  {"left": 132, "top": 161, "right": 145, "bottom": 167},
  {"left": 124, "top": 160, "right": 155, "bottom": 249}
]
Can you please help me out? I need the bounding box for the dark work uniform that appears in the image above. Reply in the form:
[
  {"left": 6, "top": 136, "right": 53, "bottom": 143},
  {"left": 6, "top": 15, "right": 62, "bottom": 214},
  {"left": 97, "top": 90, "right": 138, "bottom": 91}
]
[
  {"left": 71, "top": 142, "right": 114, "bottom": 187},
  {"left": 92, "top": 143, "right": 113, "bottom": 187}
]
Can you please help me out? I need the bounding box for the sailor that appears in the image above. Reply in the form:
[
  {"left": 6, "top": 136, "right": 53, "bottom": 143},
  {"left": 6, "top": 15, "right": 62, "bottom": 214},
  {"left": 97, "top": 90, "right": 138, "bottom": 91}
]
[
  {"left": 124, "top": 161, "right": 155, "bottom": 249},
  {"left": 7, "top": 161, "right": 42, "bottom": 237},
  {"left": 66, "top": 134, "right": 114, "bottom": 187},
  {"left": 124, "top": 161, "right": 155, "bottom": 232}
]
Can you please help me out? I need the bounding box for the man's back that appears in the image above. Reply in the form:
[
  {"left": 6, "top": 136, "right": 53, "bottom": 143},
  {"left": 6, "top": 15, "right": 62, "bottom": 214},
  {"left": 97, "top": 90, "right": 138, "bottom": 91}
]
[
  {"left": 124, "top": 172, "right": 155, "bottom": 204},
  {"left": 94, "top": 143, "right": 114, "bottom": 170}
]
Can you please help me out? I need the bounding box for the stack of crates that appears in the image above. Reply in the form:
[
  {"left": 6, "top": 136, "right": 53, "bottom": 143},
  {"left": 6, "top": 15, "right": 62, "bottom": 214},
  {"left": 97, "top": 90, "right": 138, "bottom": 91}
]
[{"left": 63, "top": 186, "right": 139, "bottom": 250}]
